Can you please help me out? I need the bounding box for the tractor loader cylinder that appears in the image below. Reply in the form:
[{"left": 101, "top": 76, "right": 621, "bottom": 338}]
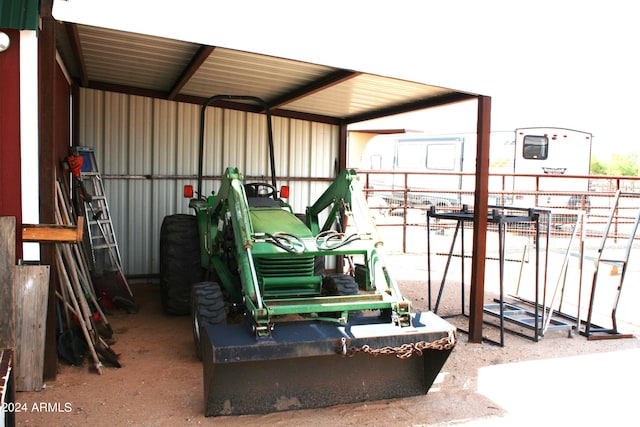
[{"left": 245, "top": 248, "right": 263, "bottom": 309}]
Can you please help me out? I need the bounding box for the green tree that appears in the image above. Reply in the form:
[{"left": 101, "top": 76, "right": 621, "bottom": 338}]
[
  {"left": 590, "top": 152, "right": 638, "bottom": 176},
  {"left": 609, "top": 152, "right": 638, "bottom": 176},
  {"left": 590, "top": 156, "right": 607, "bottom": 175}
]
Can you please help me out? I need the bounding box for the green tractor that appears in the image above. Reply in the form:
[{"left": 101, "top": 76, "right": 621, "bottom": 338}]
[{"left": 159, "top": 95, "right": 456, "bottom": 416}]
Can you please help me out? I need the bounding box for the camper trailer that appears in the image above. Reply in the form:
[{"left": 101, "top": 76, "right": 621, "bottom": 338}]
[
  {"left": 358, "top": 134, "right": 467, "bottom": 207},
  {"left": 358, "top": 127, "right": 592, "bottom": 209},
  {"left": 510, "top": 127, "right": 593, "bottom": 209}
]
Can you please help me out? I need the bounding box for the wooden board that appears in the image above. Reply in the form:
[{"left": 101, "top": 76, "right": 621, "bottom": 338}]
[
  {"left": 0, "top": 217, "right": 16, "bottom": 351},
  {"left": 14, "top": 265, "right": 50, "bottom": 392},
  {"left": 22, "top": 216, "right": 84, "bottom": 243}
]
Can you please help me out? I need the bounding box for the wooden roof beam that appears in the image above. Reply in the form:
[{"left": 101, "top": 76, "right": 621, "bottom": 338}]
[{"left": 64, "top": 22, "right": 88, "bottom": 87}]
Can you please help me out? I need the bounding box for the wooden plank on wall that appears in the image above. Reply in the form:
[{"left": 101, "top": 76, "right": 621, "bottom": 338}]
[
  {"left": 14, "top": 264, "right": 50, "bottom": 392},
  {"left": 0, "top": 217, "right": 16, "bottom": 351},
  {"left": 22, "top": 217, "right": 84, "bottom": 243}
]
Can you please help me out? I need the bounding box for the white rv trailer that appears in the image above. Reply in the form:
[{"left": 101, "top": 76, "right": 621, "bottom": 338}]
[
  {"left": 511, "top": 127, "right": 593, "bottom": 209},
  {"left": 358, "top": 127, "right": 593, "bottom": 209}
]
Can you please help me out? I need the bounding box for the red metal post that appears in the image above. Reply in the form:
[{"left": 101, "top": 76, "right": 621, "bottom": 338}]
[
  {"left": 469, "top": 96, "right": 491, "bottom": 343},
  {"left": 403, "top": 172, "right": 408, "bottom": 252},
  {"left": 39, "top": 0, "right": 60, "bottom": 380}
]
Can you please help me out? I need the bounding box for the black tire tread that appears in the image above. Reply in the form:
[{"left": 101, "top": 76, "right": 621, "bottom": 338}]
[
  {"left": 159, "top": 214, "right": 204, "bottom": 315},
  {"left": 191, "top": 281, "right": 226, "bottom": 360},
  {"left": 322, "top": 273, "right": 360, "bottom": 296},
  {"left": 322, "top": 273, "right": 361, "bottom": 318}
]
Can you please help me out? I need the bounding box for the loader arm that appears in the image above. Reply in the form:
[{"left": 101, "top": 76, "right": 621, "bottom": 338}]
[
  {"left": 192, "top": 167, "right": 265, "bottom": 315},
  {"left": 306, "top": 169, "right": 381, "bottom": 245},
  {"left": 305, "top": 169, "right": 408, "bottom": 319}
]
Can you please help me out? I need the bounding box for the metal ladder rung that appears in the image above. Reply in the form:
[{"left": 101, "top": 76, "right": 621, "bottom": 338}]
[
  {"left": 88, "top": 218, "right": 112, "bottom": 226},
  {"left": 90, "top": 234, "right": 114, "bottom": 242},
  {"left": 93, "top": 243, "right": 118, "bottom": 250},
  {"left": 483, "top": 303, "right": 528, "bottom": 316},
  {"left": 546, "top": 322, "right": 573, "bottom": 331},
  {"left": 517, "top": 317, "right": 543, "bottom": 325},
  {"left": 599, "top": 259, "right": 625, "bottom": 265},
  {"left": 90, "top": 236, "right": 115, "bottom": 244}
]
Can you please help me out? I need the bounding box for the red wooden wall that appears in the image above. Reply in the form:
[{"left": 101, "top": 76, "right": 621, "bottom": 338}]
[{"left": 0, "top": 29, "right": 23, "bottom": 259}]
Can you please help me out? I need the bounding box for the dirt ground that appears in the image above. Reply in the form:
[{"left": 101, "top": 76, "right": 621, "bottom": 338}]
[{"left": 14, "top": 252, "right": 640, "bottom": 427}]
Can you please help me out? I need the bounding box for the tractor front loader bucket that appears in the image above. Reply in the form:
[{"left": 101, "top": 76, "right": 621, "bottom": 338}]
[{"left": 201, "top": 312, "right": 456, "bottom": 416}]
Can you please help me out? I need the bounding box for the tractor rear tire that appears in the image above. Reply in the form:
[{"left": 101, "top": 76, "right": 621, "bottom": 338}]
[
  {"left": 159, "top": 214, "right": 204, "bottom": 315},
  {"left": 191, "top": 281, "right": 226, "bottom": 360}
]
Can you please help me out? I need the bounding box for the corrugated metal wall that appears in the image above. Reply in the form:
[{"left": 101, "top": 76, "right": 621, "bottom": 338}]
[{"left": 78, "top": 88, "right": 340, "bottom": 276}]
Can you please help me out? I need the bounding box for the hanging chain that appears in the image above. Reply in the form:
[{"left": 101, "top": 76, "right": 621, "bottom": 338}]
[{"left": 336, "top": 330, "right": 457, "bottom": 359}]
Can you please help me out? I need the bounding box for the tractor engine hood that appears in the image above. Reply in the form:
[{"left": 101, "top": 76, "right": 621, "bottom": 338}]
[{"left": 249, "top": 208, "right": 313, "bottom": 239}]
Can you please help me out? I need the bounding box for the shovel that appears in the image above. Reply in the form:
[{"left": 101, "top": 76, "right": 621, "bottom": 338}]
[{"left": 56, "top": 298, "right": 84, "bottom": 366}]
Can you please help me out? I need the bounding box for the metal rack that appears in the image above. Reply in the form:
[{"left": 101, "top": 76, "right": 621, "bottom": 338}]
[
  {"left": 582, "top": 191, "right": 638, "bottom": 339},
  {"left": 514, "top": 207, "right": 587, "bottom": 338},
  {"left": 507, "top": 195, "right": 638, "bottom": 341},
  {"left": 426, "top": 204, "right": 573, "bottom": 346}
]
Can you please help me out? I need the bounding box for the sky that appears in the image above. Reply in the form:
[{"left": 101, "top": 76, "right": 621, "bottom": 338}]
[{"left": 52, "top": 0, "right": 640, "bottom": 161}]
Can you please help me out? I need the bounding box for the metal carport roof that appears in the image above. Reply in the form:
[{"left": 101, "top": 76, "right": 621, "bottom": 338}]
[
  {"left": 48, "top": 17, "right": 491, "bottom": 345},
  {"left": 54, "top": 22, "right": 478, "bottom": 124}
]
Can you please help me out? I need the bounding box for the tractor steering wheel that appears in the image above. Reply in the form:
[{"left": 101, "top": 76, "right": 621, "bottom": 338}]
[{"left": 245, "top": 182, "right": 277, "bottom": 198}]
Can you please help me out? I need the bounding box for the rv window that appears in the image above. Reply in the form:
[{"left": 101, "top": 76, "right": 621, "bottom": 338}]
[
  {"left": 396, "top": 144, "right": 426, "bottom": 169},
  {"left": 369, "top": 154, "right": 382, "bottom": 170},
  {"left": 523, "top": 135, "right": 548, "bottom": 160},
  {"left": 426, "top": 144, "right": 456, "bottom": 171}
]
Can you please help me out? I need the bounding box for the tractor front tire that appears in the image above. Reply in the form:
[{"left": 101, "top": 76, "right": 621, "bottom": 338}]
[
  {"left": 322, "top": 273, "right": 361, "bottom": 318},
  {"left": 159, "top": 214, "right": 204, "bottom": 315},
  {"left": 322, "top": 273, "right": 360, "bottom": 296},
  {"left": 191, "top": 281, "right": 226, "bottom": 360}
]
